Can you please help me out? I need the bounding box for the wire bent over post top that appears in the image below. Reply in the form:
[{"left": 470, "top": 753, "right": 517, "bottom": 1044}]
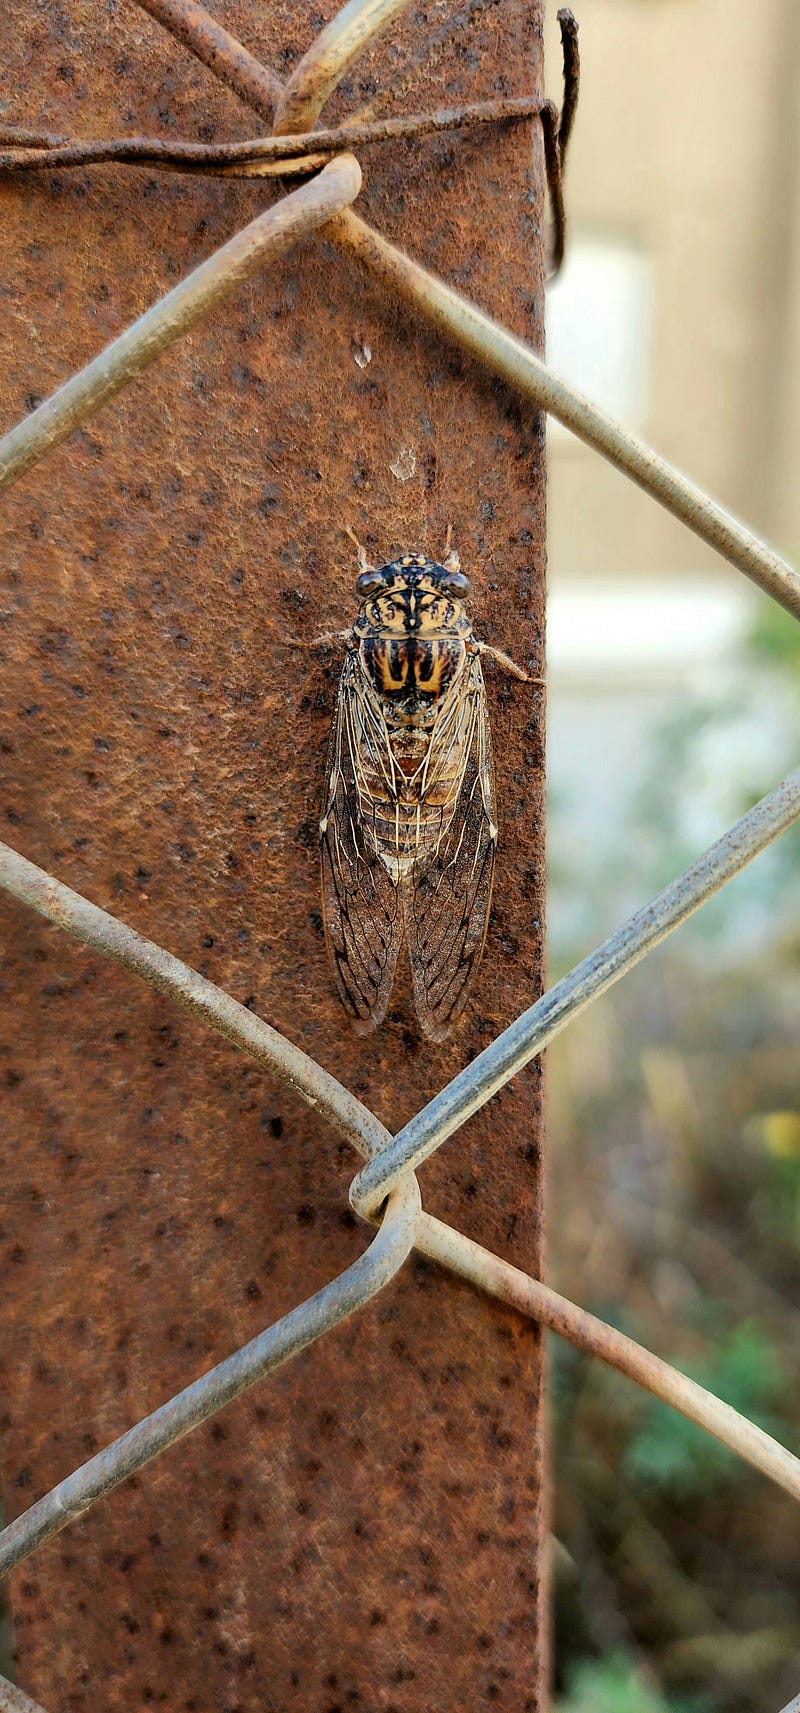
[{"left": 0, "top": 1173, "right": 421, "bottom": 1578}]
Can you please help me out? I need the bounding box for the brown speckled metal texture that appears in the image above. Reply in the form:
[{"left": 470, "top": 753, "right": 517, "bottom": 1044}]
[{"left": 0, "top": 2, "right": 547, "bottom": 1708}]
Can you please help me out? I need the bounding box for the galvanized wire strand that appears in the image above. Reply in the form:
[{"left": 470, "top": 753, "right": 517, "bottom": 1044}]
[
  {"left": 0, "top": 1678, "right": 50, "bottom": 1713},
  {"left": 417, "top": 1214, "right": 800, "bottom": 1505},
  {"left": 0, "top": 839, "right": 387, "bottom": 1161},
  {"left": 331, "top": 210, "right": 800, "bottom": 623},
  {"left": 0, "top": 1173, "right": 420, "bottom": 1578},
  {"left": 350, "top": 767, "right": 800, "bottom": 1217},
  {"left": 137, "top": 0, "right": 282, "bottom": 120},
  {"left": 2, "top": 839, "right": 799, "bottom": 1499},
  {"left": 273, "top": 0, "right": 416, "bottom": 133},
  {"left": 0, "top": 152, "right": 361, "bottom": 498},
  {"left": 14, "top": 769, "right": 800, "bottom": 1218}
]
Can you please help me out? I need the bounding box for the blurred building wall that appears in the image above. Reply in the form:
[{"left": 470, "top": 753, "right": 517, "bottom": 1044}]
[
  {"left": 544, "top": 0, "right": 800, "bottom": 587},
  {"left": 542, "top": 0, "right": 800, "bottom": 954}
]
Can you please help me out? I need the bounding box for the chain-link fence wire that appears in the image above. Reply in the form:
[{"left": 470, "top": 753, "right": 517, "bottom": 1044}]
[{"left": 0, "top": 0, "right": 799, "bottom": 1705}]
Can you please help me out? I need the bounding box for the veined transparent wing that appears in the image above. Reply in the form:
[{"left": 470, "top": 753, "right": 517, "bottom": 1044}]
[
  {"left": 403, "top": 654, "right": 496, "bottom": 1042},
  {"left": 320, "top": 652, "right": 403, "bottom": 1033}
]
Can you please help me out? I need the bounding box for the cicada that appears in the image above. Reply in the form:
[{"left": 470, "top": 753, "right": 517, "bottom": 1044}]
[{"left": 318, "top": 535, "right": 538, "bottom": 1042}]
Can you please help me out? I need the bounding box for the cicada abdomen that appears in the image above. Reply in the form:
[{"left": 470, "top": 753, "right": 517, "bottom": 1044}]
[{"left": 320, "top": 546, "right": 504, "bottom": 1042}]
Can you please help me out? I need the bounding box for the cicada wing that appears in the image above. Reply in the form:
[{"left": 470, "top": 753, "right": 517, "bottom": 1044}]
[
  {"left": 320, "top": 653, "right": 403, "bottom": 1033},
  {"left": 403, "top": 656, "right": 497, "bottom": 1042}
]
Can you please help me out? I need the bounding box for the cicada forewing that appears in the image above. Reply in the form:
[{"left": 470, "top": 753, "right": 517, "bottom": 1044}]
[
  {"left": 403, "top": 653, "right": 497, "bottom": 1042},
  {"left": 319, "top": 651, "right": 404, "bottom": 1033}
]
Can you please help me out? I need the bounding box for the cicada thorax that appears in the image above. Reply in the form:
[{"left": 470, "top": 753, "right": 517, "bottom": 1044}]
[{"left": 361, "top": 633, "right": 466, "bottom": 722}]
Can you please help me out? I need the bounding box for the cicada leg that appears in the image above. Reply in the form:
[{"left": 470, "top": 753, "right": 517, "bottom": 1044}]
[{"left": 472, "top": 640, "right": 545, "bottom": 684}]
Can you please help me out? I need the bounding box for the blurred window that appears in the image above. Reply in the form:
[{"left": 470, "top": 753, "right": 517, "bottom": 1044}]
[{"left": 546, "top": 234, "right": 653, "bottom": 434}]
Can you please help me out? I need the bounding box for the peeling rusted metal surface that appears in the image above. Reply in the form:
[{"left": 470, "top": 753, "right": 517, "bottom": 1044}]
[{"left": 0, "top": 1, "right": 547, "bottom": 1708}]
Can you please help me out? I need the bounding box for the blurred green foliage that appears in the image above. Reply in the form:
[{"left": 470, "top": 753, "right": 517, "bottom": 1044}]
[
  {"left": 556, "top": 1651, "right": 711, "bottom": 1713},
  {"left": 548, "top": 617, "right": 800, "bottom": 1713},
  {"left": 624, "top": 1322, "right": 790, "bottom": 1497},
  {"left": 749, "top": 600, "right": 800, "bottom": 671}
]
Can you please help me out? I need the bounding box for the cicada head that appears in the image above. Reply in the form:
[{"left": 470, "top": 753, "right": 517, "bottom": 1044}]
[{"left": 355, "top": 552, "right": 472, "bottom": 636}]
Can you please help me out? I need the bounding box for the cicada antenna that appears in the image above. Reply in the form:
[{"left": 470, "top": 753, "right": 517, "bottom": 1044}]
[
  {"left": 344, "top": 524, "right": 377, "bottom": 577},
  {"left": 442, "top": 521, "right": 461, "bottom": 574}
]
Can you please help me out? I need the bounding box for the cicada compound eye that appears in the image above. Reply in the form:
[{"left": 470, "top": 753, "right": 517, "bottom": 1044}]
[
  {"left": 440, "top": 570, "right": 471, "bottom": 597},
  {"left": 356, "top": 571, "right": 385, "bottom": 596}
]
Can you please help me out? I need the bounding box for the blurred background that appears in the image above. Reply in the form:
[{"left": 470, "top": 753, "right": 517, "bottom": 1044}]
[{"left": 542, "top": 2, "right": 800, "bottom": 1709}]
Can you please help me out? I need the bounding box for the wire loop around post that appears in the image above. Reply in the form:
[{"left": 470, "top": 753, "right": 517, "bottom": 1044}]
[{"left": 0, "top": 1173, "right": 421, "bottom": 1578}]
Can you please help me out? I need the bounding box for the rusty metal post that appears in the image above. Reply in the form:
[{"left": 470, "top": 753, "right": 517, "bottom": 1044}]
[{"left": 0, "top": 3, "right": 547, "bottom": 1708}]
